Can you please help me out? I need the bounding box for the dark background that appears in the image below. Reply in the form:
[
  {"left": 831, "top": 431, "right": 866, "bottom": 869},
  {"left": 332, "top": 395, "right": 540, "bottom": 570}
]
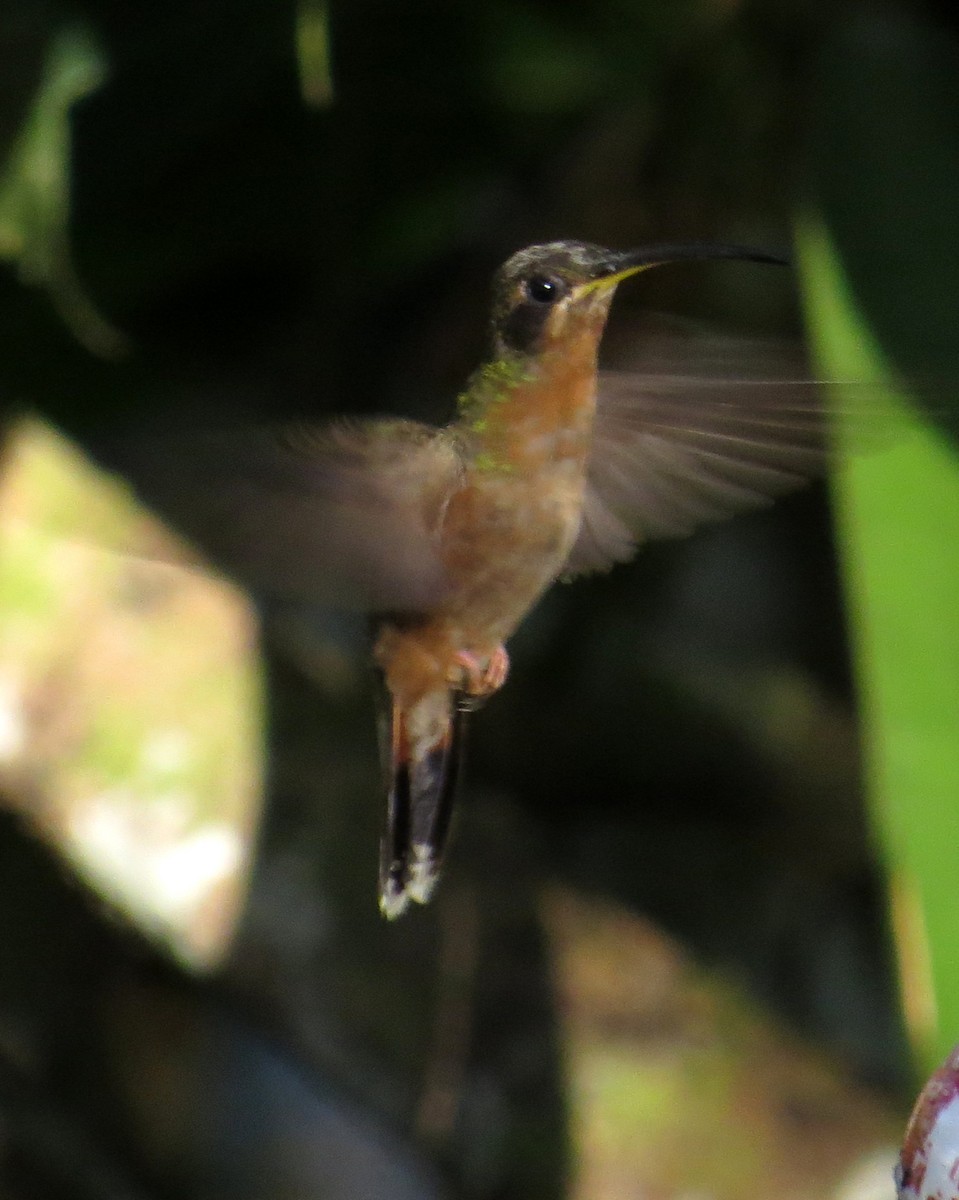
[{"left": 0, "top": 0, "right": 956, "bottom": 1196}]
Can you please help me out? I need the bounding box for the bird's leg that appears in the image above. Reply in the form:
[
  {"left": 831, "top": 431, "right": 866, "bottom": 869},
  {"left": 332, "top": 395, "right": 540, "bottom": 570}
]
[
  {"left": 481, "top": 645, "right": 510, "bottom": 692},
  {"left": 450, "top": 646, "right": 510, "bottom": 709}
]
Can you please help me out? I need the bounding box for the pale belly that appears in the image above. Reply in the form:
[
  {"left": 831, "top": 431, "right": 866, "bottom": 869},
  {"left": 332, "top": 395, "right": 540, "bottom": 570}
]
[
  {"left": 373, "top": 464, "right": 587, "bottom": 708},
  {"left": 437, "top": 466, "right": 585, "bottom": 648}
]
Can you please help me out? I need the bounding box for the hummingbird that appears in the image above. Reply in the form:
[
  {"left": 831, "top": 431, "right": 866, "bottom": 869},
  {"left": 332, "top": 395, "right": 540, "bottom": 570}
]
[{"left": 103, "top": 240, "right": 829, "bottom": 918}]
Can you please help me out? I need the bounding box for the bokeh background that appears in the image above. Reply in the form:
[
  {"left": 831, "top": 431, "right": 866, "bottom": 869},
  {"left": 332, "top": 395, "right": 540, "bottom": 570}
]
[{"left": 0, "top": 1, "right": 957, "bottom": 1197}]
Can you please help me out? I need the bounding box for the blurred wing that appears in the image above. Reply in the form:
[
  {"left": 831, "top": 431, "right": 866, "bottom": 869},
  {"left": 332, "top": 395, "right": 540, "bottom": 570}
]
[
  {"left": 566, "top": 333, "right": 835, "bottom": 577},
  {"left": 95, "top": 419, "right": 462, "bottom": 612}
]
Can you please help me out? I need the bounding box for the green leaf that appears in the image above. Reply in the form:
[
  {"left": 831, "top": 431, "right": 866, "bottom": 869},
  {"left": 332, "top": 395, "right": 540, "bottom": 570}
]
[
  {"left": 0, "top": 24, "right": 126, "bottom": 357},
  {"left": 799, "top": 10, "right": 959, "bottom": 1073}
]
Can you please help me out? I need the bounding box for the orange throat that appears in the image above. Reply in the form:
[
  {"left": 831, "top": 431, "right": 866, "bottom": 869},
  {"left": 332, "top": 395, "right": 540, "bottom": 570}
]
[{"left": 478, "top": 305, "right": 607, "bottom": 472}]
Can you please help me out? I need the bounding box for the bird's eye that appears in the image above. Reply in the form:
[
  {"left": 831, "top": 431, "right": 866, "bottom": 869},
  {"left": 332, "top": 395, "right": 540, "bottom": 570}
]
[{"left": 524, "top": 275, "right": 566, "bottom": 304}]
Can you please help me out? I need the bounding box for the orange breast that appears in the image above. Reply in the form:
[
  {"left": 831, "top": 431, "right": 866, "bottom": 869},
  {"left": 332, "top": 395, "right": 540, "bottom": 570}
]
[{"left": 377, "top": 305, "right": 606, "bottom": 705}]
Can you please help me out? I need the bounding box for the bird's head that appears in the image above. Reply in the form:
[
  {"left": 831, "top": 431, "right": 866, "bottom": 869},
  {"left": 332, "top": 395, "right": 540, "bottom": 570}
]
[{"left": 489, "top": 239, "right": 788, "bottom": 361}]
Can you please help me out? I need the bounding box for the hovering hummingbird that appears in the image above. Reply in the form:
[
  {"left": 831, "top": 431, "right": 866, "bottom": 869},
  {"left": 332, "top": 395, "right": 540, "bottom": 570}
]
[{"left": 105, "top": 240, "right": 830, "bottom": 918}]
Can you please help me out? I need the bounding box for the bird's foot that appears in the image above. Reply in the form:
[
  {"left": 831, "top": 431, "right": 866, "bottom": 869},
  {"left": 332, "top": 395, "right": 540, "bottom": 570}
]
[{"left": 451, "top": 645, "right": 509, "bottom": 706}]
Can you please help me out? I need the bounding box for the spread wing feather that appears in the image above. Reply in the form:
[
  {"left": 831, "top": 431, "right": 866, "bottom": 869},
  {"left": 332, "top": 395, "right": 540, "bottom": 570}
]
[
  {"left": 95, "top": 420, "right": 462, "bottom": 612},
  {"left": 565, "top": 333, "right": 835, "bottom": 577}
]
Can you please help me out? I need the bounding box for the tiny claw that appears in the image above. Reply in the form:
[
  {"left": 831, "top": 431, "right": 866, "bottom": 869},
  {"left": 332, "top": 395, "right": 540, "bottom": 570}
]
[
  {"left": 484, "top": 645, "right": 510, "bottom": 692},
  {"left": 450, "top": 646, "right": 510, "bottom": 700}
]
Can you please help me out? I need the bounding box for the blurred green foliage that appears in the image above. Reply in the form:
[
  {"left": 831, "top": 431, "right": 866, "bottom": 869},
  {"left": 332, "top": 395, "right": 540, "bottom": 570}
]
[
  {"left": 0, "top": 24, "right": 126, "bottom": 355},
  {"left": 0, "top": 420, "right": 261, "bottom": 962},
  {"left": 801, "top": 8, "right": 959, "bottom": 1077},
  {"left": 0, "top": 0, "right": 956, "bottom": 1195}
]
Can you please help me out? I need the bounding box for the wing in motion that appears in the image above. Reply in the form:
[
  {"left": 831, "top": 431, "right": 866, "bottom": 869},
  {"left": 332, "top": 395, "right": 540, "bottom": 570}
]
[
  {"left": 93, "top": 419, "right": 463, "bottom": 613},
  {"left": 566, "top": 331, "right": 838, "bottom": 576}
]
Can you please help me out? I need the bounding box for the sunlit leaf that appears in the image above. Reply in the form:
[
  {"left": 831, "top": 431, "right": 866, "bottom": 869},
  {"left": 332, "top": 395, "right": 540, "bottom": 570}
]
[{"left": 799, "top": 218, "right": 959, "bottom": 1073}]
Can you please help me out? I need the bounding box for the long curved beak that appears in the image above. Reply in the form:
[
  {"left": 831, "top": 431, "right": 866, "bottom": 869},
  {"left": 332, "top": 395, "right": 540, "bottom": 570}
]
[{"left": 579, "top": 242, "right": 790, "bottom": 295}]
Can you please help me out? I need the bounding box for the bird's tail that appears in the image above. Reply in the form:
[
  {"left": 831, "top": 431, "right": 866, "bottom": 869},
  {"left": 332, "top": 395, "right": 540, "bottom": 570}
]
[{"left": 377, "top": 680, "right": 467, "bottom": 919}]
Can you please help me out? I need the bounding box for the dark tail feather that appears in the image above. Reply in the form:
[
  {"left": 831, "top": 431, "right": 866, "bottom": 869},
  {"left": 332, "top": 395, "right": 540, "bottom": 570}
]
[{"left": 377, "top": 686, "right": 467, "bottom": 919}]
